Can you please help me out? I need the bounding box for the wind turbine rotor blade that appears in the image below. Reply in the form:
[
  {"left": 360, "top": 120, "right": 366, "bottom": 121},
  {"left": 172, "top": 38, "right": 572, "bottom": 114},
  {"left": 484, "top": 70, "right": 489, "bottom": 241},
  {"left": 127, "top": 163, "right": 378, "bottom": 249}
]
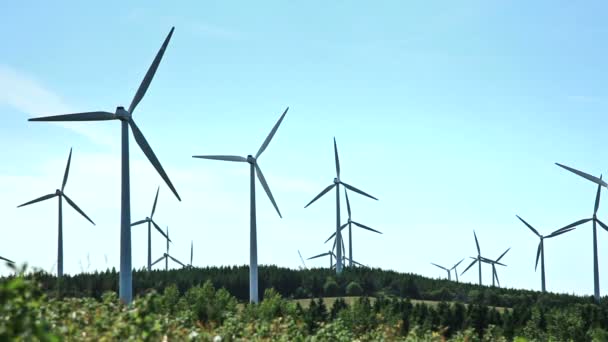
[
  {"left": 325, "top": 231, "right": 337, "bottom": 244},
  {"left": 307, "top": 252, "right": 330, "bottom": 260},
  {"left": 151, "top": 255, "right": 165, "bottom": 267},
  {"left": 461, "top": 259, "right": 477, "bottom": 275},
  {"left": 473, "top": 231, "right": 480, "bottom": 254},
  {"left": 190, "top": 241, "right": 193, "bottom": 265},
  {"left": 340, "top": 222, "right": 348, "bottom": 230},
  {"left": 131, "top": 219, "right": 148, "bottom": 227},
  {"left": 496, "top": 248, "right": 511, "bottom": 262},
  {"left": 344, "top": 188, "right": 352, "bottom": 219},
  {"left": 557, "top": 218, "right": 592, "bottom": 231},
  {"left": 535, "top": 242, "right": 541, "bottom": 271},
  {"left": 340, "top": 182, "right": 378, "bottom": 201},
  {"left": 129, "top": 119, "right": 181, "bottom": 201},
  {"left": 128, "top": 27, "right": 175, "bottom": 114},
  {"left": 479, "top": 256, "right": 494, "bottom": 264},
  {"left": 494, "top": 267, "right": 500, "bottom": 287},
  {"left": 0, "top": 256, "right": 14, "bottom": 264},
  {"left": 594, "top": 176, "right": 603, "bottom": 215},
  {"left": 17, "top": 193, "right": 57, "bottom": 208},
  {"left": 352, "top": 221, "right": 382, "bottom": 234},
  {"left": 333, "top": 137, "right": 340, "bottom": 178},
  {"left": 516, "top": 215, "right": 541, "bottom": 237},
  {"left": 152, "top": 220, "right": 171, "bottom": 242},
  {"left": 151, "top": 186, "right": 160, "bottom": 218},
  {"left": 255, "top": 164, "right": 282, "bottom": 218},
  {"left": 29, "top": 111, "right": 116, "bottom": 122},
  {"left": 255, "top": 107, "right": 289, "bottom": 159},
  {"left": 431, "top": 263, "right": 447, "bottom": 271},
  {"left": 452, "top": 258, "right": 464, "bottom": 270},
  {"left": 62, "top": 194, "right": 95, "bottom": 225},
  {"left": 168, "top": 255, "right": 186, "bottom": 268},
  {"left": 192, "top": 155, "right": 247, "bottom": 162},
  {"left": 61, "top": 148, "right": 73, "bottom": 192},
  {"left": 304, "top": 183, "right": 336, "bottom": 208},
  {"left": 555, "top": 163, "right": 608, "bottom": 187},
  {"left": 546, "top": 227, "right": 575, "bottom": 238},
  {"left": 596, "top": 219, "right": 608, "bottom": 233}
]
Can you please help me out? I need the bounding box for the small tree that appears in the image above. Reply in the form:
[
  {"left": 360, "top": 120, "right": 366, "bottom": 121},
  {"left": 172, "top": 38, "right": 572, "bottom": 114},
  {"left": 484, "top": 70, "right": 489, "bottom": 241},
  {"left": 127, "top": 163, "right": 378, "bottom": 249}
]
[{"left": 346, "top": 281, "right": 363, "bottom": 296}]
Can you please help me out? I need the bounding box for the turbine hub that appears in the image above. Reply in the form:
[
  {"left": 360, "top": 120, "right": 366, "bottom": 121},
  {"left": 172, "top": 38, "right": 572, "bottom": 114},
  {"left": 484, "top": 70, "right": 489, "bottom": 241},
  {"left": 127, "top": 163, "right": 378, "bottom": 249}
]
[
  {"left": 115, "top": 106, "right": 130, "bottom": 120},
  {"left": 146, "top": 217, "right": 150, "bottom": 221},
  {"left": 55, "top": 189, "right": 61, "bottom": 195},
  {"left": 334, "top": 177, "right": 340, "bottom": 184},
  {"left": 247, "top": 155, "right": 255, "bottom": 164}
]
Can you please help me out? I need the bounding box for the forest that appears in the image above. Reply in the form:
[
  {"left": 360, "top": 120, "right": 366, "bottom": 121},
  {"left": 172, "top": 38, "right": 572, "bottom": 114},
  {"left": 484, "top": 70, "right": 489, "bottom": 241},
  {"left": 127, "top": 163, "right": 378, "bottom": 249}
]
[{"left": 2, "top": 263, "right": 608, "bottom": 341}]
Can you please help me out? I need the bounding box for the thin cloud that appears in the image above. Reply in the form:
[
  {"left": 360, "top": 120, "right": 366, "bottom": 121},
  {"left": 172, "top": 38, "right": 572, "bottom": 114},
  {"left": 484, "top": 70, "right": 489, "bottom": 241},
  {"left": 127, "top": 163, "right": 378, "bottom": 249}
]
[{"left": 0, "top": 64, "right": 116, "bottom": 147}]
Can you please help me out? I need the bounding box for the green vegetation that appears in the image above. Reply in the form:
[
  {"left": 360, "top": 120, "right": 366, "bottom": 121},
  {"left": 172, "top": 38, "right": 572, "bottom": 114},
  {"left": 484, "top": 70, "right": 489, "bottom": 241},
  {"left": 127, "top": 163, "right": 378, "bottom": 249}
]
[{"left": 2, "top": 264, "right": 608, "bottom": 340}]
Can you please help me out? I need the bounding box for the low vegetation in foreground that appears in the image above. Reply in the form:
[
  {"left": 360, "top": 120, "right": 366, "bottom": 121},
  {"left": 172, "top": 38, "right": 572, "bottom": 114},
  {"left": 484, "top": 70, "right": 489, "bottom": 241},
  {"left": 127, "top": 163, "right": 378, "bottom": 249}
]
[{"left": 2, "top": 265, "right": 608, "bottom": 341}]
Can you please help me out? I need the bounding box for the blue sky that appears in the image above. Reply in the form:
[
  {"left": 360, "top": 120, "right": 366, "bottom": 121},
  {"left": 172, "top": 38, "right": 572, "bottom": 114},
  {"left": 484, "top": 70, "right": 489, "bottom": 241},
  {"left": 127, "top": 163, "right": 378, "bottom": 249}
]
[{"left": 2, "top": 1, "right": 608, "bottom": 296}]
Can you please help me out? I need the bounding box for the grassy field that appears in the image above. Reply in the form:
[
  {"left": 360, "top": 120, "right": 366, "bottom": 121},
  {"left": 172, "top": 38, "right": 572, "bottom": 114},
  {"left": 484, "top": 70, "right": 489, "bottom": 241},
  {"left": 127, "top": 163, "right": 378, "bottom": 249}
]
[{"left": 291, "top": 296, "right": 511, "bottom": 313}]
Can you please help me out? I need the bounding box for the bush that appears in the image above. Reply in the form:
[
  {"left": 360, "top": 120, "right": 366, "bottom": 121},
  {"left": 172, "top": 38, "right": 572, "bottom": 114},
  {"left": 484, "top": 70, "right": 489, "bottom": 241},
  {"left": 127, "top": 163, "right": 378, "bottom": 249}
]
[
  {"left": 323, "top": 277, "right": 339, "bottom": 297},
  {"left": 346, "top": 281, "right": 363, "bottom": 296}
]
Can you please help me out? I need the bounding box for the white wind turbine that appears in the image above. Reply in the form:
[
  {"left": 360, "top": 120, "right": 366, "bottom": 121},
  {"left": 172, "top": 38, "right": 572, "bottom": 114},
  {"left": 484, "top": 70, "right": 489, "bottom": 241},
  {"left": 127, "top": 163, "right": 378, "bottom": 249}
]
[
  {"left": 27, "top": 28, "right": 181, "bottom": 304},
  {"left": 17, "top": 148, "right": 95, "bottom": 278},
  {"left": 192, "top": 108, "right": 288, "bottom": 303},
  {"left": 131, "top": 187, "right": 170, "bottom": 271}
]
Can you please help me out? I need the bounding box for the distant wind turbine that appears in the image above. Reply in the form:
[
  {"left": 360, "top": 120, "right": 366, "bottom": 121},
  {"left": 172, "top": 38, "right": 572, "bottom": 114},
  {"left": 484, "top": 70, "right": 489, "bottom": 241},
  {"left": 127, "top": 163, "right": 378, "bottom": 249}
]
[
  {"left": 308, "top": 250, "right": 336, "bottom": 269},
  {"left": 305, "top": 138, "right": 378, "bottom": 274},
  {"left": 193, "top": 107, "right": 288, "bottom": 303},
  {"left": 516, "top": 215, "right": 577, "bottom": 292},
  {"left": 556, "top": 163, "right": 608, "bottom": 303},
  {"left": 461, "top": 231, "right": 487, "bottom": 286},
  {"left": 298, "top": 250, "right": 307, "bottom": 270},
  {"left": 324, "top": 189, "right": 382, "bottom": 267},
  {"left": 431, "top": 262, "right": 453, "bottom": 280},
  {"left": 480, "top": 248, "right": 510, "bottom": 287},
  {"left": 27, "top": 28, "right": 180, "bottom": 304},
  {"left": 17, "top": 148, "right": 95, "bottom": 278},
  {"left": 151, "top": 226, "right": 185, "bottom": 270},
  {"left": 131, "top": 187, "right": 170, "bottom": 271}
]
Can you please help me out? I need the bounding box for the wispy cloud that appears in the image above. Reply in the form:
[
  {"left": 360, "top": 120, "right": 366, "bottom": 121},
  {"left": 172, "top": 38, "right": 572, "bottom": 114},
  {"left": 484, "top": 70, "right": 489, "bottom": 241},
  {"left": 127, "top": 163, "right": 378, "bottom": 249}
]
[{"left": 0, "top": 64, "right": 116, "bottom": 147}]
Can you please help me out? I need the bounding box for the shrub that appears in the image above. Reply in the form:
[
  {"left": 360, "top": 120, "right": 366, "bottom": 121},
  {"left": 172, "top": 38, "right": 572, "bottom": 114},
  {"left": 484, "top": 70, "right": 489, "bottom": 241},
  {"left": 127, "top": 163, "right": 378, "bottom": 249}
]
[{"left": 346, "top": 281, "right": 363, "bottom": 296}]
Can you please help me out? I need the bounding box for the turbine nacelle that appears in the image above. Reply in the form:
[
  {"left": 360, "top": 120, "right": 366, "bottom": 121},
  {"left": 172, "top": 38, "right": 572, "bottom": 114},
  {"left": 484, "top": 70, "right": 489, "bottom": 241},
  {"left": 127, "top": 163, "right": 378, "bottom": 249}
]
[
  {"left": 115, "top": 106, "right": 131, "bottom": 120},
  {"left": 55, "top": 189, "right": 61, "bottom": 195},
  {"left": 247, "top": 155, "right": 256, "bottom": 164},
  {"left": 333, "top": 177, "right": 340, "bottom": 184}
]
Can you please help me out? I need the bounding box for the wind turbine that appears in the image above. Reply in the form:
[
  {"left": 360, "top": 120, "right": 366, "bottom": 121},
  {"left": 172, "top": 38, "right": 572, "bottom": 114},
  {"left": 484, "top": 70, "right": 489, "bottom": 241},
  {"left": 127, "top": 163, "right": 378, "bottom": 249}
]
[
  {"left": 516, "top": 215, "right": 578, "bottom": 292},
  {"left": 298, "top": 250, "right": 307, "bottom": 270},
  {"left": 27, "top": 28, "right": 180, "bottom": 304},
  {"left": 556, "top": 163, "right": 608, "bottom": 303},
  {"left": 324, "top": 189, "right": 382, "bottom": 267},
  {"left": 151, "top": 226, "right": 185, "bottom": 270},
  {"left": 461, "top": 231, "right": 486, "bottom": 286},
  {"left": 305, "top": 138, "right": 378, "bottom": 273},
  {"left": 480, "top": 248, "right": 510, "bottom": 287},
  {"left": 308, "top": 250, "right": 336, "bottom": 269},
  {"left": 431, "top": 262, "right": 453, "bottom": 280},
  {"left": 192, "top": 108, "right": 288, "bottom": 303},
  {"left": 17, "top": 148, "right": 95, "bottom": 278},
  {"left": 131, "top": 187, "right": 170, "bottom": 271},
  {"left": 451, "top": 259, "right": 464, "bottom": 283}
]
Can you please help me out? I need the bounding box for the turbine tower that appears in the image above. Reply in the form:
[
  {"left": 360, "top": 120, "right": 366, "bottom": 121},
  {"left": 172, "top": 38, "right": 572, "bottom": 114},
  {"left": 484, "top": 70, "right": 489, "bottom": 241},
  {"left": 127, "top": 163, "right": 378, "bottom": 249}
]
[
  {"left": 556, "top": 163, "right": 608, "bottom": 303},
  {"left": 516, "top": 215, "right": 578, "bottom": 292},
  {"left": 17, "top": 148, "right": 95, "bottom": 277},
  {"left": 305, "top": 138, "right": 378, "bottom": 273},
  {"left": 27, "top": 28, "right": 180, "bottom": 304},
  {"left": 193, "top": 108, "right": 288, "bottom": 303},
  {"left": 480, "top": 248, "right": 510, "bottom": 287},
  {"left": 131, "top": 187, "right": 170, "bottom": 271},
  {"left": 324, "top": 189, "right": 381, "bottom": 267},
  {"left": 151, "top": 226, "right": 185, "bottom": 270},
  {"left": 461, "top": 231, "right": 486, "bottom": 285}
]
